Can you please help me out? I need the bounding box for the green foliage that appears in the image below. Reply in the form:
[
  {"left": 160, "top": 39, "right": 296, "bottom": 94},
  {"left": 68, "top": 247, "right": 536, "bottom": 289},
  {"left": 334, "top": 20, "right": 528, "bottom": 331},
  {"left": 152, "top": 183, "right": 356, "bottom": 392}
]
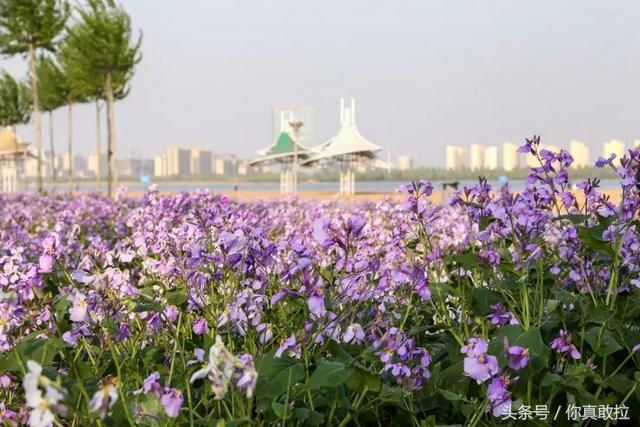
[
  {"left": 62, "top": 0, "right": 141, "bottom": 100},
  {"left": 35, "top": 55, "right": 68, "bottom": 112},
  {"left": 0, "top": 0, "right": 69, "bottom": 55},
  {"left": 0, "top": 70, "right": 31, "bottom": 126}
]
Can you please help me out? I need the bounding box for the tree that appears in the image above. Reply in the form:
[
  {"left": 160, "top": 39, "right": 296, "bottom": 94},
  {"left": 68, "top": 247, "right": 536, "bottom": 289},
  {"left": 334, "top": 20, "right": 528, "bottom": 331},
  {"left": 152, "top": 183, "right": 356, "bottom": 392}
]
[
  {"left": 60, "top": 31, "right": 127, "bottom": 194},
  {"left": 63, "top": 0, "right": 141, "bottom": 197},
  {"left": 0, "top": 0, "right": 70, "bottom": 193},
  {"left": 0, "top": 71, "right": 31, "bottom": 128},
  {"left": 36, "top": 56, "right": 67, "bottom": 184},
  {"left": 0, "top": 71, "right": 32, "bottom": 185}
]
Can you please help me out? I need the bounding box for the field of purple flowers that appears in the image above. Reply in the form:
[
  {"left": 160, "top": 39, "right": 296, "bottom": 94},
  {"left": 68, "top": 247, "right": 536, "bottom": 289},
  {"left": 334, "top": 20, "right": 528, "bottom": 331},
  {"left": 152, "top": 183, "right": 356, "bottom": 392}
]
[{"left": 1, "top": 138, "right": 639, "bottom": 426}]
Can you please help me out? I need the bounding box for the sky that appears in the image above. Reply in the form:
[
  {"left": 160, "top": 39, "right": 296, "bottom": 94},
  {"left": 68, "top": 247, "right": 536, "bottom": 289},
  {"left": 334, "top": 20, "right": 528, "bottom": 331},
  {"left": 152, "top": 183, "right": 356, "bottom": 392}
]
[{"left": 2, "top": 0, "right": 640, "bottom": 167}]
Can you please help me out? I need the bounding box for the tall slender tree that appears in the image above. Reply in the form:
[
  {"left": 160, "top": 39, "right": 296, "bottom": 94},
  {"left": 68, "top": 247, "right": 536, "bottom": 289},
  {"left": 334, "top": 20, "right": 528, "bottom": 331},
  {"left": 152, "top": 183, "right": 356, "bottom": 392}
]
[
  {"left": 63, "top": 0, "right": 141, "bottom": 197},
  {"left": 0, "top": 0, "right": 70, "bottom": 193},
  {"left": 36, "top": 56, "right": 67, "bottom": 184},
  {"left": 60, "top": 35, "right": 115, "bottom": 194}
]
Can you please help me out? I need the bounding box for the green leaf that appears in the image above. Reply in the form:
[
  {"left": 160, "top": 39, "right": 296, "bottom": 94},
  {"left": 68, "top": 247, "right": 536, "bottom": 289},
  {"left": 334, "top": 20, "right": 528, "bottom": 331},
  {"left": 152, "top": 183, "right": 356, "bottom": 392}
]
[
  {"left": 53, "top": 297, "right": 71, "bottom": 319},
  {"left": 133, "top": 300, "right": 163, "bottom": 313},
  {"left": 577, "top": 226, "right": 613, "bottom": 255},
  {"left": 555, "top": 214, "right": 589, "bottom": 225},
  {"left": 479, "top": 216, "right": 494, "bottom": 231},
  {"left": 603, "top": 374, "right": 635, "bottom": 394},
  {"left": 294, "top": 408, "right": 324, "bottom": 426},
  {"left": 16, "top": 336, "right": 65, "bottom": 367},
  {"left": 306, "top": 360, "right": 352, "bottom": 390},
  {"left": 439, "top": 389, "right": 466, "bottom": 402},
  {"left": 471, "top": 287, "right": 503, "bottom": 316},
  {"left": 0, "top": 352, "right": 20, "bottom": 373},
  {"left": 271, "top": 401, "right": 293, "bottom": 420},
  {"left": 255, "top": 354, "right": 305, "bottom": 399},
  {"left": 453, "top": 251, "right": 480, "bottom": 270},
  {"left": 345, "top": 367, "right": 381, "bottom": 393},
  {"left": 540, "top": 373, "right": 567, "bottom": 387},
  {"left": 584, "top": 327, "right": 622, "bottom": 356},
  {"left": 489, "top": 326, "right": 550, "bottom": 372},
  {"left": 165, "top": 289, "right": 188, "bottom": 306}
]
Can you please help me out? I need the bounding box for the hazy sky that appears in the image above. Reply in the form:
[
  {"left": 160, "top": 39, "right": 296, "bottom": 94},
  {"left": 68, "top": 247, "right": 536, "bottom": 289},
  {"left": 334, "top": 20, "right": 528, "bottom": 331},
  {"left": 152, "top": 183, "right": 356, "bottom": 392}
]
[{"left": 2, "top": 0, "right": 640, "bottom": 167}]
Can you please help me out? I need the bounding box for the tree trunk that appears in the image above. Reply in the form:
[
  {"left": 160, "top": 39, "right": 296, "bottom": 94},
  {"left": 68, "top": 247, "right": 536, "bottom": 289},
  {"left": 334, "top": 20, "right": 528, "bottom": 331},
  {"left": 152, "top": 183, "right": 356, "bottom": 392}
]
[
  {"left": 12, "top": 125, "right": 19, "bottom": 191},
  {"left": 27, "top": 42, "right": 43, "bottom": 193},
  {"left": 67, "top": 103, "right": 73, "bottom": 194},
  {"left": 105, "top": 73, "right": 116, "bottom": 198},
  {"left": 96, "top": 101, "right": 101, "bottom": 192},
  {"left": 49, "top": 111, "right": 56, "bottom": 184}
]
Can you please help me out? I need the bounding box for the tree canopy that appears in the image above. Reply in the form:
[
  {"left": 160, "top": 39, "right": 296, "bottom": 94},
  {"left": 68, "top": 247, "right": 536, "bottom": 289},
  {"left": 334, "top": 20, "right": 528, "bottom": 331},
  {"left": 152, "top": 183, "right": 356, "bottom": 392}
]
[
  {"left": 35, "top": 56, "right": 68, "bottom": 113},
  {"left": 0, "top": 0, "right": 70, "bottom": 55},
  {"left": 64, "top": 0, "right": 141, "bottom": 98},
  {"left": 0, "top": 71, "right": 31, "bottom": 127}
]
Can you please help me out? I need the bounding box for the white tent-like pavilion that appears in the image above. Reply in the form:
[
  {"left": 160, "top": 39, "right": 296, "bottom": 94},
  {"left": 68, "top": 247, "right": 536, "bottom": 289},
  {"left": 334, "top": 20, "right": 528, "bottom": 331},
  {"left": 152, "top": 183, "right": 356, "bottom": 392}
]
[
  {"left": 301, "top": 98, "right": 382, "bottom": 195},
  {"left": 248, "top": 123, "right": 313, "bottom": 194}
]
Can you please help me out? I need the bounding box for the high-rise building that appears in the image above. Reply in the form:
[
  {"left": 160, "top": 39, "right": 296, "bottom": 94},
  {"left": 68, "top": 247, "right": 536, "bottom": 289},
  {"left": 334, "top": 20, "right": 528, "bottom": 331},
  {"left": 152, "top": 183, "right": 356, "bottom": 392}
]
[
  {"left": 446, "top": 145, "right": 468, "bottom": 170},
  {"left": 273, "top": 105, "right": 315, "bottom": 147},
  {"left": 214, "top": 154, "right": 238, "bottom": 176},
  {"left": 56, "top": 153, "right": 86, "bottom": 177},
  {"left": 397, "top": 155, "right": 413, "bottom": 171},
  {"left": 154, "top": 155, "right": 167, "bottom": 177},
  {"left": 603, "top": 140, "right": 625, "bottom": 161},
  {"left": 503, "top": 142, "right": 519, "bottom": 171},
  {"left": 569, "top": 140, "right": 590, "bottom": 169},
  {"left": 166, "top": 146, "right": 192, "bottom": 176},
  {"left": 117, "top": 159, "right": 152, "bottom": 177},
  {"left": 191, "top": 149, "right": 213, "bottom": 175},
  {"left": 469, "top": 145, "right": 485, "bottom": 170},
  {"left": 485, "top": 146, "right": 499, "bottom": 170},
  {"left": 88, "top": 151, "right": 108, "bottom": 177}
]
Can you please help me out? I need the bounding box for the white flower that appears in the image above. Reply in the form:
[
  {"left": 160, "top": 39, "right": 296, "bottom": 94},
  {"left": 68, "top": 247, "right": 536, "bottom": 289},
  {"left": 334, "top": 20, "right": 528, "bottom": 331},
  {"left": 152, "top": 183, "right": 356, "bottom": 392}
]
[
  {"left": 69, "top": 292, "right": 89, "bottom": 323},
  {"left": 89, "top": 380, "right": 118, "bottom": 419},
  {"left": 23, "top": 360, "right": 67, "bottom": 427},
  {"left": 189, "top": 335, "right": 239, "bottom": 400},
  {"left": 189, "top": 336, "right": 258, "bottom": 400}
]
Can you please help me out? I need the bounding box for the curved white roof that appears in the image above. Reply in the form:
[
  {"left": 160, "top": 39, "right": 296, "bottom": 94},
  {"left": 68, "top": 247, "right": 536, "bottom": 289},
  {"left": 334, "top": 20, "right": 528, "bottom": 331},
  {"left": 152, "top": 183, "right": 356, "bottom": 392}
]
[{"left": 301, "top": 98, "right": 382, "bottom": 166}]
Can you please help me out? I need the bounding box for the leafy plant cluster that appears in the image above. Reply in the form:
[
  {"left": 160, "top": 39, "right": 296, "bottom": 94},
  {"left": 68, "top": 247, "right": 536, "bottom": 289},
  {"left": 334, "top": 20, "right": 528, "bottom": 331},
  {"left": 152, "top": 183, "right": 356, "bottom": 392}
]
[{"left": 0, "top": 139, "right": 639, "bottom": 426}]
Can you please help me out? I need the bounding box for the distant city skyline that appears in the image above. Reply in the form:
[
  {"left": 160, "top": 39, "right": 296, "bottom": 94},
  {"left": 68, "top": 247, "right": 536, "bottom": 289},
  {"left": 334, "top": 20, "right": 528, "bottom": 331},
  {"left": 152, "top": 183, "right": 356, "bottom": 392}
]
[{"left": 2, "top": 0, "right": 640, "bottom": 167}]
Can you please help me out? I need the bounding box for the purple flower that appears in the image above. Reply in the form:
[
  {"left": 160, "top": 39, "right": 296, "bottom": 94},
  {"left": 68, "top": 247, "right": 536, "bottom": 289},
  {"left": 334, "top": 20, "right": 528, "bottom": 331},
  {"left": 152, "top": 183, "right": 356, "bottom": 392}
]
[
  {"left": 347, "top": 215, "right": 367, "bottom": 238},
  {"left": 633, "top": 343, "right": 640, "bottom": 353},
  {"left": 235, "top": 354, "right": 258, "bottom": 397},
  {"left": 343, "top": 323, "right": 365, "bottom": 344},
  {"left": 275, "top": 334, "right": 300, "bottom": 359},
  {"left": 160, "top": 388, "right": 183, "bottom": 418},
  {"left": 506, "top": 345, "right": 529, "bottom": 370},
  {"left": 307, "top": 287, "right": 326, "bottom": 318},
  {"left": 38, "top": 254, "right": 54, "bottom": 273},
  {"left": 487, "top": 304, "right": 518, "bottom": 327},
  {"left": 461, "top": 338, "right": 489, "bottom": 358},
  {"left": 192, "top": 317, "right": 209, "bottom": 336},
  {"left": 487, "top": 376, "right": 512, "bottom": 417},
  {"left": 595, "top": 154, "right": 616, "bottom": 168},
  {"left": 463, "top": 353, "right": 499, "bottom": 384},
  {"left": 0, "top": 375, "right": 11, "bottom": 389},
  {"left": 142, "top": 372, "right": 162, "bottom": 397},
  {"left": 551, "top": 329, "right": 581, "bottom": 360},
  {"left": 312, "top": 217, "right": 333, "bottom": 248},
  {"left": 270, "top": 288, "right": 302, "bottom": 306},
  {"left": 194, "top": 348, "right": 205, "bottom": 362},
  {"left": 38, "top": 233, "right": 59, "bottom": 273}
]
